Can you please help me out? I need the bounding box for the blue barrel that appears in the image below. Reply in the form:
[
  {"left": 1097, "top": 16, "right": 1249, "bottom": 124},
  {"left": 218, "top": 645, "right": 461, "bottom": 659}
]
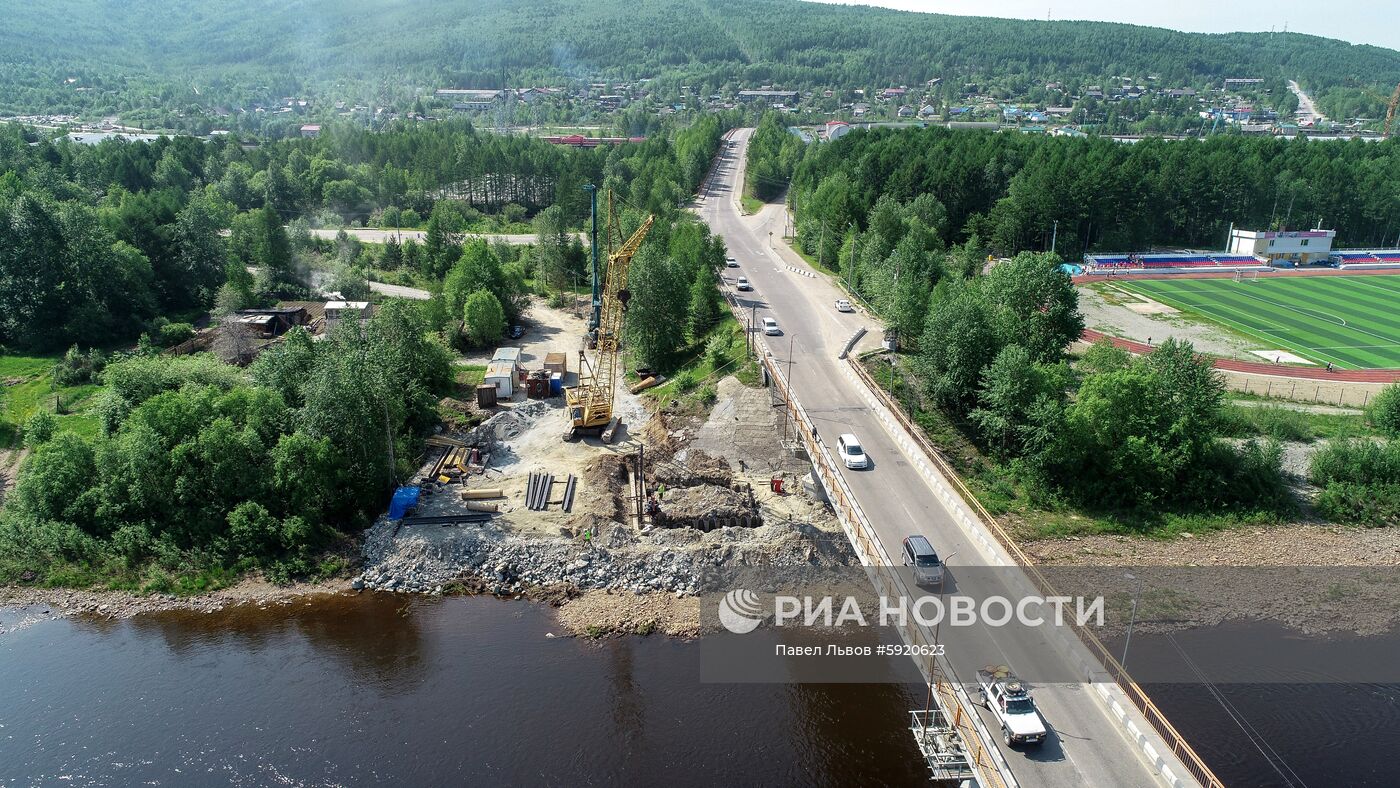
[{"left": 550, "top": 372, "right": 563, "bottom": 396}]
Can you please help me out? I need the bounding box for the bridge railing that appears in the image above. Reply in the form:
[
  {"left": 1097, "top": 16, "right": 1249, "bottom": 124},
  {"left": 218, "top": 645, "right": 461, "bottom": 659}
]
[
  {"left": 718, "top": 291, "right": 1019, "bottom": 788},
  {"left": 847, "top": 354, "right": 1225, "bottom": 788}
]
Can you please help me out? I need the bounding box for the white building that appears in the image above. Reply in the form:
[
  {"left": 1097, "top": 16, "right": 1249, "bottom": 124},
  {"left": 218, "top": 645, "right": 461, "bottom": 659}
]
[
  {"left": 325, "top": 301, "right": 372, "bottom": 327},
  {"left": 1229, "top": 228, "right": 1335, "bottom": 265}
]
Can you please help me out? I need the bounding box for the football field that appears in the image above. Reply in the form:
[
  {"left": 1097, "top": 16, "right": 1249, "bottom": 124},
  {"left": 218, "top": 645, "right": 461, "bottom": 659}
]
[{"left": 1118, "top": 275, "right": 1400, "bottom": 369}]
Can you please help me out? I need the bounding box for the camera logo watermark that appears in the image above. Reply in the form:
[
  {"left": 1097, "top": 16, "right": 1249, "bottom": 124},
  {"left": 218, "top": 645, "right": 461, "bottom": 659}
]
[
  {"left": 718, "top": 589, "right": 766, "bottom": 634},
  {"left": 716, "top": 590, "right": 1105, "bottom": 633}
]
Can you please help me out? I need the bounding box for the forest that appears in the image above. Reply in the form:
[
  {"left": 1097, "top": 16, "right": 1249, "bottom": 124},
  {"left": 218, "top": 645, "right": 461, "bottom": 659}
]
[
  {"left": 854, "top": 248, "right": 1292, "bottom": 527},
  {"left": 2, "top": 0, "right": 1397, "bottom": 129},
  {"left": 790, "top": 127, "right": 1400, "bottom": 299},
  {"left": 0, "top": 115, "right": 725, "bottom": 353},
  {"left": 0, "top": 114, "right": 730, "bottom": 585}
]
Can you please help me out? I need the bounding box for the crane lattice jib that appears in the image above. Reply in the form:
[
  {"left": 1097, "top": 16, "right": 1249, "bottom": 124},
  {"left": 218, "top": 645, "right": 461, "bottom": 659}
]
[
  {"left": 1385, "top": 83, "right": 1400, "bottom": 139},
  {"left": 570, "top": 213, "right": 654, "bottom": 429}
]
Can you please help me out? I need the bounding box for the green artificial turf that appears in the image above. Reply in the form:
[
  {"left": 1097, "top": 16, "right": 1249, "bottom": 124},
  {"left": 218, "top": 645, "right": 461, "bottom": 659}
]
[{"left": 1120, "top": 275, "right": 1400, "bottom": 369}]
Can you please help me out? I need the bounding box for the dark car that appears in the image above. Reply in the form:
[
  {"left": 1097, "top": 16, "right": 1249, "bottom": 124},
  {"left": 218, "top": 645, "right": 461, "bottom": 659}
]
[{"left": 509, "top": 325, "right": 525, "bottom": 339}]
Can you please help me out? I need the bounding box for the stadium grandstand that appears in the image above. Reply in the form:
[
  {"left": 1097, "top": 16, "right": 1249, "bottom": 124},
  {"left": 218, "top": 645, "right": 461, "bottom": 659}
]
[
  {"left": 1330, "top": 250, "right": 1400, "bottom": 269},
  {"left": 1082, "top": 251, "right": 1270, "bottom": 274}
]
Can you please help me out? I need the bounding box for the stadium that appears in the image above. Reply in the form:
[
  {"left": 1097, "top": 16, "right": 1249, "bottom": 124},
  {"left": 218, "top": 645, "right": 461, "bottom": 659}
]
[{"left": 1071, "top": 228, "right": 1400, "bottom": 374}]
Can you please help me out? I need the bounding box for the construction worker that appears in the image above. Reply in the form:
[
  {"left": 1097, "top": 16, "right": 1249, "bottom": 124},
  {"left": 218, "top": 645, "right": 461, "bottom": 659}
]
[{"left": 656, "top": 482, "right": 665, "bottom": 501}]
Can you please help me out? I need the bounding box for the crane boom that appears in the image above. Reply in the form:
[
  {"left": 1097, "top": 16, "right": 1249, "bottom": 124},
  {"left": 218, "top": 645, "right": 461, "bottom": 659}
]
[
  {"left": 1385, "top": 82, "right": 1400, "bottom": 139},
  {"left": 565, "top": 204, "right": 654, "bottom": 438}
]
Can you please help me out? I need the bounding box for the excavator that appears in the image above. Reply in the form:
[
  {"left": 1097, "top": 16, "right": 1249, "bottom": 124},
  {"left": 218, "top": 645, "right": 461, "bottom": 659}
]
[{"left": 564, "top": 191, "right": 654, "bottom": 442}]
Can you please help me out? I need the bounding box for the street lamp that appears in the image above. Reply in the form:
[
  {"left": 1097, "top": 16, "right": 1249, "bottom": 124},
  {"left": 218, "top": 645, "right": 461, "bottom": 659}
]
[
  {"left": 1121, "top": 571, "right": 1143, "bottom": 673},
  {"left": 921, "top": 549, "right": 956, "bottom": 749}
]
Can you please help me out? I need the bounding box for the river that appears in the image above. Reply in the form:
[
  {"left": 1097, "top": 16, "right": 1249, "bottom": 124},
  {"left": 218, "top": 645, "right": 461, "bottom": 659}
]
[
  {"left": 4, "top": 595, "right": 1399, "bottom": 787},
  {"left": 0, "top": 594, "right": 928, "bottom": 786}
]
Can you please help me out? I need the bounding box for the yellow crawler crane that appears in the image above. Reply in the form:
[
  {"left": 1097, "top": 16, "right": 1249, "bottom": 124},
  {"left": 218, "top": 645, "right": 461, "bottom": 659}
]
[{"left": 564, "top": 197, "right": 654, "bottom": 442}]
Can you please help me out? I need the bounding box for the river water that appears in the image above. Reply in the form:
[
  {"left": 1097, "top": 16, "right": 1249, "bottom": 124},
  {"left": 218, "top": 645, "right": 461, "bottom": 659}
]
[
  {"left": 0, "top": 594, "right": 928, "bottom": 787},
  {"left": 3, "top": 595, "right": 1398, "bottom": 787}
]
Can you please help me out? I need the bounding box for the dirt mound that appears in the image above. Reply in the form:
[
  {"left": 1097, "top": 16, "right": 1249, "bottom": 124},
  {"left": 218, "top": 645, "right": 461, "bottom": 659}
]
[
  {"left": 656, "top": 483, "right": 760, "bottom": 530},
  {"left": 467, "top": 400, "right": 552, "bottom": 448},
  {"left": 652, "top": 448, "right": 733, "bottom": 488},
  {"left": 575, "top": 452, "right": 630, "bottom": 528}
]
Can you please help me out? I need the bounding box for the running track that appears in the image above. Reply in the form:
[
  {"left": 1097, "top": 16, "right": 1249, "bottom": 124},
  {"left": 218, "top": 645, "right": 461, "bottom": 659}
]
[
  {"left": 1073, "top": 266, "right": 1400, "bottom": 382},
  {"left": 1081, "top": 329, "right": 1400, "bottom": 383}
]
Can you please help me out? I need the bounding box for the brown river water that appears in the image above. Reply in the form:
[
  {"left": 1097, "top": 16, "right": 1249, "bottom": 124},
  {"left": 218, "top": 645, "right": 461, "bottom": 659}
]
[{"left": 2, "top": 593, "right": 1398, "bottom": 787}]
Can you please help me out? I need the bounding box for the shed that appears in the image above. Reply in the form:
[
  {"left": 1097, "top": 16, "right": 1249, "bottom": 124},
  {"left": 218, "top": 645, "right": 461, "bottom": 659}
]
[
  {"left": 485, "top": 360, "right": 516, "bottom": 397},
  {"left": 543, "top": 352, "right": 567, "bottom": 375},
  {"left": 492, "top": 347, "right": 522, "bottom": 365}
]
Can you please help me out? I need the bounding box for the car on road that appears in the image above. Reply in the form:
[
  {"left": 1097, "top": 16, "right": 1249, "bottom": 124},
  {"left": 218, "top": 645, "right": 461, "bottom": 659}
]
[
  {"left": 836, "top": 433, "right": 868, "bottom": 469},
  {"left": 736, "top": 276, "right": 752, "bottom": 291},
  {"left": 901, "top": 535, "right": 944, "bottom": 587},
  {"left": 762, "top": 317, "right": 781, "bottom": 335},
  {"left": 834, "top": 298, "right": 854, "bottom": 312},
  {"left": 978, "top": 669, "right": 1048, "bottom": 747},
  {"left": 726, "top": 257, "right": 739, "bottom": 268}
]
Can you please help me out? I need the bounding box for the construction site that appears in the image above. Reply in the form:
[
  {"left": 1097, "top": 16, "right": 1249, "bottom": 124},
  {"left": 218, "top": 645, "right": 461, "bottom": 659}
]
[{"left": 354, "top": 204, "right": 855, "bottom": 636}]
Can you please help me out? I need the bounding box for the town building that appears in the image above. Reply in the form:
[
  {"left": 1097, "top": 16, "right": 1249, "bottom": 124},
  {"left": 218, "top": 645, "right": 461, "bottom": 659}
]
[{"left": 1229, "top": 228, "right": 1336, "bottom": 265}]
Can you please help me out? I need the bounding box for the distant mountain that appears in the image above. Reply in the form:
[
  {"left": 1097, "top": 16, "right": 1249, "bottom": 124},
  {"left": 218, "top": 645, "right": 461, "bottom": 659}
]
[{"left": 3, "top": 0, "right": 1397, "bottom": 118}]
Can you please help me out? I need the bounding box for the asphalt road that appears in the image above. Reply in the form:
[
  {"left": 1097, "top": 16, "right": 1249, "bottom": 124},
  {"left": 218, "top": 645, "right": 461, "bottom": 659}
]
[
  {"left": 1288, "top": 80, "right": 1325, "bottom": 125},
  {"left": 698, "top": 128, "right": 1187, "bottom": 788}
]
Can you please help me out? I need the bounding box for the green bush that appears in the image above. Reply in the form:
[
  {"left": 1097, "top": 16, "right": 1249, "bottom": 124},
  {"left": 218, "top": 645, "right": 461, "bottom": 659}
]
[
  {"left": 157, "top": 322, "right": 195, "bottom": 348},
  {"left": 1315, "top": 482, "right": 1400, "bottom": 526},
  {"left": 23, "top": 411, "right": 57, "bottom": 446},
  {"left": 1368, "top": 384, "right": 1400, "bottom": 437},
  {"left": 51, "top": 344, "right": 104, "bottom": 386},
  {"left": 704, "top": 331, "right": 730, "bottom": 369},
  {"left": 672, "top": 370, "right": 697, "bottom": 393},
  {"left": 695, "top": 385, "right": 717, "bottom": 406}
]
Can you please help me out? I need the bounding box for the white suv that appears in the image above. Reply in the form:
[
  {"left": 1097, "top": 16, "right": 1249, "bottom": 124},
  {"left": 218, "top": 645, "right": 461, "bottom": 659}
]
[
  {"left": 837, "top": 433, "right": 868, "bottom": 469},
  {"left": 834, "top": 298, "right": 854, "bottom": 312}
]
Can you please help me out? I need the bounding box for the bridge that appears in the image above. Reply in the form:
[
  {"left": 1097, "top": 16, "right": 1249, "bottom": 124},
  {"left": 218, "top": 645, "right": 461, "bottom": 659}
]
[{"left": 696, "top": 128, "right": 1219, "bottom": 788}]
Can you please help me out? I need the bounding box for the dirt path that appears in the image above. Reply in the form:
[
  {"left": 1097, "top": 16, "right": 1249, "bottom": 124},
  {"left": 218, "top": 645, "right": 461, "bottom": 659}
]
[{"left": 1026, "top": 523, "right": 1400, "bottom": 567}]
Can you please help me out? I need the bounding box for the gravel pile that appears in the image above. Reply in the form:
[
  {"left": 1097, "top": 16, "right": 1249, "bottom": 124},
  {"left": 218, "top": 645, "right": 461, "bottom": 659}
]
[{"left": 353, "top": 514, "right": 855, "bottom": 598}]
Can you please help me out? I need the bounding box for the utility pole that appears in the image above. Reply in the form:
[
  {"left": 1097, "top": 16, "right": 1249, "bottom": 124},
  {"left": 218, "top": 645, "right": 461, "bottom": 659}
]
[
  {"left": 1049, "top": 219, "right": 1058, "bottom": 255},
  {"left": 750, "top": 304, "right": 758, "bottom": 357},
  {"left": 584, "top": 184, "right": 600, "bottom": 331}
]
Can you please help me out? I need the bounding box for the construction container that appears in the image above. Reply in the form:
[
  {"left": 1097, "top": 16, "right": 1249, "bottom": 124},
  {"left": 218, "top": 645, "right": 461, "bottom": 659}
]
[
  {"left": 543, "top": 352, "right": 567, "bottom": 376},
  {"left": 485, "top": 361, "right": 515, "bottom": 397},
  {"left": 475, "top": 383, "right": 499, "bottom": 408},
  {"left": 526, "top": 377, "right": 549, "bottom": 399},
  {"left": 491, "top": 347, "right": 522, "bottom": 365},
  {"left": 549, "top": 372, "right": 563, "bottom": 396}
]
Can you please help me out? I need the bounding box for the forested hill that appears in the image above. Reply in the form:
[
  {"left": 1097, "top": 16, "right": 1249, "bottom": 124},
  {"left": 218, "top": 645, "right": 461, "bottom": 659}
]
[{"left": 3, "top": 0, "right": 1398, "bottom": 118}]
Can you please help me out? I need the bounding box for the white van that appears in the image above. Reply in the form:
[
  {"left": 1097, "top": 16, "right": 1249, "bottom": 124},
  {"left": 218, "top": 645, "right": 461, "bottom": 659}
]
[{"left": 837, "top": 433, "right": 868, "bottom": 469}]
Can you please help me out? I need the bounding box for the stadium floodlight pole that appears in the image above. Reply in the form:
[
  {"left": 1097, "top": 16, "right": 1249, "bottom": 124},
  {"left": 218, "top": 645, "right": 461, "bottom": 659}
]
[{"left": 583, "top": 183, "right": 601, "bottom": 332}]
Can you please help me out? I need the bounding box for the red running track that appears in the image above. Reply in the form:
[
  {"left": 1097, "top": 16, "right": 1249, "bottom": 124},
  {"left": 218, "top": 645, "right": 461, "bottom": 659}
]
[{"left": 1080, "top": 329, "right": 1400, "bottom": 383}]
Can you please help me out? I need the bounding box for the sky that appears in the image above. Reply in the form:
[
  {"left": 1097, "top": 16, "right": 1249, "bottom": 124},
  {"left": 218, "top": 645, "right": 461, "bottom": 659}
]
[{"left": 809, "top": 0, "right": 1400, "bottom": 51}]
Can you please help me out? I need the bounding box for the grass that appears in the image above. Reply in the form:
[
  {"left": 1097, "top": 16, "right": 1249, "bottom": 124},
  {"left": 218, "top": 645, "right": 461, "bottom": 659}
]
[
  {"left": 1221, "top": 401, "right": 1373, "bottom": 442},
  {"left": 1119, "top": 275, "right": 1400, "bottom": 369},
  {"left": 863, "top": 353, "right": 1285, "bottom": 540},
  {"left": 644, "top": 317, "right": 759, "bottom": 410},
  {"left": 740, "top": 195, "right": 764, "bottom": 215},
  {"left": 0, "top": 353, "right": 103, "bottom": 447}
]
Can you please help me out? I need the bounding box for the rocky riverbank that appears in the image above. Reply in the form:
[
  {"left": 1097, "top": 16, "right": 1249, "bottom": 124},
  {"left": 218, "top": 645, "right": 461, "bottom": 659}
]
[{"left": 0, "top": 577, "right": 352, "bottom": 633}]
